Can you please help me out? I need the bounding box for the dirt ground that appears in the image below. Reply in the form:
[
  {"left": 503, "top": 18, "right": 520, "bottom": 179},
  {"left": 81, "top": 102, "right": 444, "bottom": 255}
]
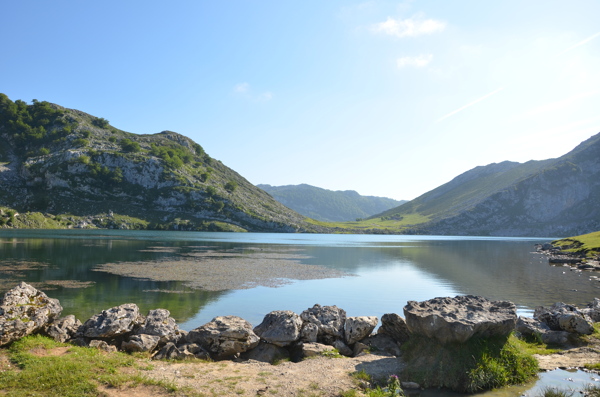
[{"left": 135, "top": 353, "right": 404, "bottom": 397}]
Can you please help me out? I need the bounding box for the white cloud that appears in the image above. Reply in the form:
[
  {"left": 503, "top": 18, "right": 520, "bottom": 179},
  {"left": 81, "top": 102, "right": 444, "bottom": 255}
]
[
  {"left": 234, "top": 82, "right": 250, "bottom": 93},
  {"left": 558, "top": 31, "right": 600, "bottom": 55},
  {"left": 373, "top": 16, "right": 446, "bottom": 38},
  {"left": 233, "top": 83, "right": 273, "bottom": 102},
  {"left": 397, "top": 54, "right": 433, "bottom": 68}
]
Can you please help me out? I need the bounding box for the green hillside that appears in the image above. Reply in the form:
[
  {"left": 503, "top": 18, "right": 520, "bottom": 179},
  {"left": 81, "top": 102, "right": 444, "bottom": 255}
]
[
  {"left": 363, "top": 132, "right": 600, "bottom": 237},
  {"left": 0, "top": 94, "right": 323, "bottom": 233},
  {"left": 258, "top": 183, "right": 406, "bottom": 222}
]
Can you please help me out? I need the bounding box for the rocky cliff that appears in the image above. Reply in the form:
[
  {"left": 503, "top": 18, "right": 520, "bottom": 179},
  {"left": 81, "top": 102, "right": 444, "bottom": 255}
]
[
  {"left": 0, "top": 94, "right": 320, "bottom": 232},
  {"left": 374, "top": 132, "right": 600, "bottom": 237}
]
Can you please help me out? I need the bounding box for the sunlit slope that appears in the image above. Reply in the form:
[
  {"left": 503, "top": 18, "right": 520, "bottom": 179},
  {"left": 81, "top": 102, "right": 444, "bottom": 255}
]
[
  {"left": 367, "top": 132, "right": 600, "bottom": 237},
  {"left": 0, "top": 94, "right": 323, "bottom": 232}
]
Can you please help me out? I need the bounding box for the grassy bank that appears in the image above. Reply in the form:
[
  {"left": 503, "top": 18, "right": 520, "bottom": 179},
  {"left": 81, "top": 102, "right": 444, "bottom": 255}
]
[
  {"left": 0, "top": 335, "right": 178, "bottom": 397},
  {"left": 552, "top": 230, "right": 600, "bottom": 258}
]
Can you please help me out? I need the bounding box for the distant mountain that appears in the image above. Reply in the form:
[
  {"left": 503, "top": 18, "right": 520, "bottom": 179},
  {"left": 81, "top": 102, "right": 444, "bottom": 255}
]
[
  {"left": 258, "top": 184, "right": 406, "bottom": 222},
  {"left": 0, "top": 94, "right": 323, "bottom": 232},
  {"left": 373, "top": 132, "right": 600, "bottom": 237}
]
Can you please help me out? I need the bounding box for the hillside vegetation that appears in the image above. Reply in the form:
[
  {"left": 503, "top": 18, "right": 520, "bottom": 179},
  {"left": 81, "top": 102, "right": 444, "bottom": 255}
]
[
  {"left": 0, "top": 94, "right": 323, "bottom": 233},
  {"left": 344, "top": 132, "right": 600, "bottom": 237},
  {"left": 258, "top": 183, "right": 406, "bottom": 222}
]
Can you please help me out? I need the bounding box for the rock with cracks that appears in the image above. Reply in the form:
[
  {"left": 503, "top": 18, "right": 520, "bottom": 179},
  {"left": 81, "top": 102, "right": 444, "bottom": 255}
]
[
  {"left": 253, "top": 310, "right": 303, "bottom": 347},
  {"left": 0, "top": 282, "right": 63, "bottom": 346},
  {"left": 187, "top": 315, "right": 259, "bottom": 360},
  {"left": 534, "top": 302, "right": 594, "bottom": 335},
  {"left": 345, "top": 316, "right": 378, "bottom": 345},
  {"left": 300, "top": 304, "right": 346, "bottom": 343},
  {"left": 403, "top": 295, "right": 517, "bottom": 344},
  {"left": 377, "top": 313, "right": 411, "bottom": 344},
  {"left": 82, "top": 303, "right": 145, "bottom": 339}
]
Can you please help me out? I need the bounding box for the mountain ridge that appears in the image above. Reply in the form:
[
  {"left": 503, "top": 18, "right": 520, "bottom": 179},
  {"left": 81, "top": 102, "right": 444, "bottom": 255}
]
[
  {"left": 372, "top": 132, "right": 600, "bottom": 237},
  {"left": 0, "top": 94, "right": 322, "bottom": 233},
  {"left": 258, "top": 183, "right": 406, "bottom": 222}
]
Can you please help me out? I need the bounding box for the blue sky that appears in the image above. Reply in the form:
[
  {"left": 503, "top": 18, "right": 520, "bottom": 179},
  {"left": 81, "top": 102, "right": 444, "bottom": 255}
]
[{"left": 2, "top": 1, "right": 600, "bottom": 200}]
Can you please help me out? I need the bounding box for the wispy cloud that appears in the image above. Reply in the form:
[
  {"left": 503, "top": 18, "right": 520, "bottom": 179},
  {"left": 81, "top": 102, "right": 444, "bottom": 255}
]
[
  {"left": 558, "top": 31, "right": 600, "bottom": 55},
  {"left": 437, "top": 87, "right": 504, "bottom": 122},
  {"left": 373, "top": 15, "right": 446, "bottom": 38},
  {"left": 233, "top": 83, "right": 273, "bottom": 102},
  {"left": 397, "top": 54, "right": 433, "bottom": 68}
]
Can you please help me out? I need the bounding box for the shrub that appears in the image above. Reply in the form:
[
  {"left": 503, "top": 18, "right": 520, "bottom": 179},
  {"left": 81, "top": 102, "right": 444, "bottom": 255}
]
[
  {"left": 119, "top": 138, "right": 141, "bottom": 153},
  {"left": 224, "top": 181, "right": 237, "bottom": 193}
]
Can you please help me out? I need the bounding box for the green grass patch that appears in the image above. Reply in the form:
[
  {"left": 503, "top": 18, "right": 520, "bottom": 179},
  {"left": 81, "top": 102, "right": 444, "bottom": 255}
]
[
  {"left": 400, "top": 333, "right": 538, "bottom": 393},
  {"left": 0, "top": 335, "right": 176, "bottom": 397},
  {"left": 552, "top": 231, "right": 600, "bottom": 258}
]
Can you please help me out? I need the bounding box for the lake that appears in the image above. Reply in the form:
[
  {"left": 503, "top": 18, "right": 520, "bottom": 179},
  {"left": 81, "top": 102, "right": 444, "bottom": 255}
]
[{"left": 1, "top": 229, "right": 597, "bottom": 331}]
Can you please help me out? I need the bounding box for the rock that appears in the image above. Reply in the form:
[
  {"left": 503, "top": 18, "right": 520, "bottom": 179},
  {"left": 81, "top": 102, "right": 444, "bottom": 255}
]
[
  {"left": 403, "top": 295, "right": 517, "bottom": 344},
  {"left": 345, "top": 316, "right": 378, "bottom": 345},
  {"left": 378, "top": 313, "right": 411, "bottom": 344},
  {"left": 300, "top": 304, "right": 346, "bottom": 342},
  {"left": 153, "top": 342, "right": 210, "bottom": 360},
  {"left": 136, "top": 309, "right": 180, "bottom": 344},
  {"left": 516, "top": 317, "right": 570, "bottom": 346},
  {"left": 582, "top": 298, "right": 600, "bottom": 322},
  {"left": 401, "top": 381, "right": 420, "bottom": 390},
  {"left": 89, "top": 339, "right": 118, "bottom": 353},
  {"left": 253, "top": 310, "right": 302, "bottom": 347},
  {"left": 187, "top": 316, "right": 259, "bottom": 360},
  {"left": 360, "top": 333, "right": 402, "bottom": 357},
  {"left": 241, "top": 341, "right": 290, "bottom": 363},
  {"left": 535, "top": 302, "right": 594, "bottom": 335},
  {"left": 0, "top": 282, "right": 63, "bottom": 346},
  {"left": 299, "top": 323, "right": 318, "bottom": 343},
  {"left": 333, "top": 339, "right": 353, "bottom": 357},
  {"left": 121, "top": 334, "right": 161, "bottom": 353},
  {"left": 292, "top": 342, "right": 334, "bottom": 360},
  {"left": 82, "top": 303, "right": 144, "bottom": 339},
  {"left": 44, "top": 315, "right": 82, "bottom": 343},
  {"left": 352, "top": 341, "right": 370, "bottom": 357}
]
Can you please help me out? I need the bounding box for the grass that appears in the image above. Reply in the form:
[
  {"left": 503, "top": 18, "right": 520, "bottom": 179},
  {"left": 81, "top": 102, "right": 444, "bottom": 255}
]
[
  {"left": 539, "top": 387, "right": 574, "bottom": 397},
  {"left": 400, "top": 333, "right": 538, "bottom": 393},
  {"left": 552, "top": 230, "right": 600, "bottom": 258},
  {"left": 0, "top": 335, "right": 178, "bottom": 396}
]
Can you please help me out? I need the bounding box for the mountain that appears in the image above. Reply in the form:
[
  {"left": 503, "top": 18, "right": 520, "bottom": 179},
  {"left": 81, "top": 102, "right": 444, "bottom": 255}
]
[
  {"left": 257, "top": 184, "right": 406, "bottom": 222},
  {"left": 0, "top": 94, "right": 323, "bottom": 233},
  {"left": 372, "top": 132, "right": 600, "bottom": 237}
]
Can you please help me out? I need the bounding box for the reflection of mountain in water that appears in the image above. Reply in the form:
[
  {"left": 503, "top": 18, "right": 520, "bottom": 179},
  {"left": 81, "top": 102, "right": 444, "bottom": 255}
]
[
  {"left": 297, "top": 240, "right": 599, "bottom": 310},
  {"left": 0, "top": 236, "right": 227, "bottom": 323}
]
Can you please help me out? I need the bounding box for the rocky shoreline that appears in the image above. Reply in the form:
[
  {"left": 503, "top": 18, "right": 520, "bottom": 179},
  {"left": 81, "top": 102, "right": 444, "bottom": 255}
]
[{"left": 2, "top": 282, "right": 600, "bottom": 393}]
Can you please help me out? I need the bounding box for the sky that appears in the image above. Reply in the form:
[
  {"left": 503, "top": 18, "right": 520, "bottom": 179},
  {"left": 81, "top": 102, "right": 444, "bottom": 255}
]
[{"left": 2, "top": 1, "right": 600, "bottom": 201}]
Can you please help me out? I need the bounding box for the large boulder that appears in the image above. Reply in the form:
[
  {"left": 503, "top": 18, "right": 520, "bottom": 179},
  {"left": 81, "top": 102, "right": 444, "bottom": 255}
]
[
  {"left": 121, "top": 334, "right": 161, "bottom": 353},
  {"left": 253, "top": 310, "right": 302, "bottom": 347},
  {"left": 403, "top": 295, "right": 517, "bottom": 344},
  {"left": 300, "top": 304, "right": 346, "bottom": 343},
  {"left": 377, "top": 313, "right": 411, "bottom": 344},
  {"left": 344, "top": 316, "right": 378, "bottom": 345},
  {"left": 534, "top": 302, "right": 594, "bottom": 335},
  {"left": 82, "top": 303, "right": 145, "bottom": 339},
  {"left": 0, "top": 282, "right": 63, "bottom": 346},
  {"left": 187, "top": 316, "right": 259, "bottom": 360}
]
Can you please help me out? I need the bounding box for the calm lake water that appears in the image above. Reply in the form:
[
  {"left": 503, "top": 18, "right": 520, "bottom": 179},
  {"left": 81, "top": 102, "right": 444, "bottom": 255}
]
[
  {"left": 1, "top": 230, "right": 597, "bottom": 329},
  {"left": 2, "top": 229, "right": 600, "bottom": 396}
]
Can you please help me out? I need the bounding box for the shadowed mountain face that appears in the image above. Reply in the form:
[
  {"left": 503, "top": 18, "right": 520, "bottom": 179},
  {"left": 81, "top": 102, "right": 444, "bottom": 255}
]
[
  {"left": 258, "top": 183, "right": 406, "bottom": 222},
  {"left": 373, "top": 132, "right": 600, "bottom": 237},
  {"left": 0, "top": 94, "right": 321, "bottom": 233}
]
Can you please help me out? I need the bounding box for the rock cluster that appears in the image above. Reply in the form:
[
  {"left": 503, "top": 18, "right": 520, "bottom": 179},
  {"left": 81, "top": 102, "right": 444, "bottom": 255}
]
[{"left": 2, "top": 283, "right": 599, "bottom": 365}]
